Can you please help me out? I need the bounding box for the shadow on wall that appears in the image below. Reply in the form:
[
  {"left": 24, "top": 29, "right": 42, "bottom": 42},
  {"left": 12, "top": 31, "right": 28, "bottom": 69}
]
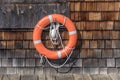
[{"left": 47, "top": 29, "right": 82, "bottom": 68}]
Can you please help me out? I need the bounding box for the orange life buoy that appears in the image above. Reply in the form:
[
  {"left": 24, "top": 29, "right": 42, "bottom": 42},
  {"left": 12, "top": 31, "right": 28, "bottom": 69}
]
[{"left": 33, "top": 14, "right": 77, "bottom": 60}]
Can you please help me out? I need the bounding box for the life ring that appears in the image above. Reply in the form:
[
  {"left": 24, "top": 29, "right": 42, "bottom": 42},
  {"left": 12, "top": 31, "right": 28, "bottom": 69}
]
[{"left": 33, "top": 14, "right": 77, "bottom": 60}]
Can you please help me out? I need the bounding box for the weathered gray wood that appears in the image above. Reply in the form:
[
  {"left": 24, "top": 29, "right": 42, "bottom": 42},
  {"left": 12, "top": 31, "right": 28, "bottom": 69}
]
[
  {"left": 46, "top": 75, "right": 56, "bottom": 80},
  {"left": 56, "top": 74, "right": 74, "bottom": 80},
  {"left": 21, "top": 75, "right": 38, "bottom": 80},
  {"left": 7, "top": 75, "right": 20, "bottom": 80},
  {"left": 35, "top": 68, "right": 46, "bottom": 80},
  {"left": 73, "top": 74, "right": 92, "bottom": 80},
  {"left": 0, "top": 75, "right": 19, "bottom": 80},
  {"left": 1, "top": 74, "right": 120, "bottom": 80},
  {"left": 90, "top": 74, "right": 112, "bottom": 80},
  {"left": 0, "top": 3, "right": 69, "bottom": 28},
  {"left": 0, "top": 0, "right": 64, "bottom": 3},
  {"left": 109, "top": 74, "right": 120, "bottom": 80},
  {"left": 0, "top": 75, "right": 3, "bottom": 80}
]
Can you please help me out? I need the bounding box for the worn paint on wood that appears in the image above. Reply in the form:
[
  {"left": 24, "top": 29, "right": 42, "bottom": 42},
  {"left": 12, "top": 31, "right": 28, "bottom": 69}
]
[{"left": 0, "top": 3, "right": 69, "bottom": 28}]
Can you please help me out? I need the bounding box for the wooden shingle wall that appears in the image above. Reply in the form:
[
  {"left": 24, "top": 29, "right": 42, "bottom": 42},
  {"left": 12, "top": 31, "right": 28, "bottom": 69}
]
[
  {"left": 0, "top": 0, "right": 69, "bottom": 28},
  {"left": 68, "top": 0, "right": 120, "bottom": 74},
  {"left": 0, "top": 0, "right": 71, "bottom": 74},
  {"left": 0, "top": 0, "right": 120, "bottom": 75}
]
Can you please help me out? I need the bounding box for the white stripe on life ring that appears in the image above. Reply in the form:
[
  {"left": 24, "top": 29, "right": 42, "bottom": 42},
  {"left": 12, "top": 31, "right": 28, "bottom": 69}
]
[
  {"left": 33, "top": 40, "right": 41, "bottom": 44},
  {"left": 48, "top": 15, "right": 53, "bottom": 23},
  {"left": 69, "top": 30, "right": 77, "bottom": 35},
  {"left": 57, "top": 51, "right": 62, "bottom": 59}
]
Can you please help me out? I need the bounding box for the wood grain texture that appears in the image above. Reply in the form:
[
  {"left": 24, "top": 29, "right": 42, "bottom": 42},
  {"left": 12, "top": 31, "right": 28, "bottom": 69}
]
[{"left": 0, "top": 3, "right": 69, "bottom": 28}]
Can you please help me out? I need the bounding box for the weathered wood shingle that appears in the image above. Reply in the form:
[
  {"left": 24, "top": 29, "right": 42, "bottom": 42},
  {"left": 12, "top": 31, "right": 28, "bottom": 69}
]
[{"left": 0, "top": 0, "right": 119, "bottom": 75}]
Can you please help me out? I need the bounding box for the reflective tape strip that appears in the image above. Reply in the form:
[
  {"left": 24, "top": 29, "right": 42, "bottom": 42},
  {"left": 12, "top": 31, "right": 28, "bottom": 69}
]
[
  {"left": 36, "top": 24, "right": 39, "bottom": 28},
  {"left": 33, "top": 40, "right": 41, "bottom": 44},
  {"left": 69, "top": 30, "right": 77, "bottom": 35},
  {"left": 48, "top": 15, "right": 53, "bottom": 23},
  {"left": 57, "top": 51, "right": 62, "bottom": 59}
]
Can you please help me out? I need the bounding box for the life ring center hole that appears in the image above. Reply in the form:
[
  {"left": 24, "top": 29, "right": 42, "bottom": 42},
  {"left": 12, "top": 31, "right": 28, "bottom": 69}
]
[{"left": 41, "top": 23, "right": 69, "bottom": 50}]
